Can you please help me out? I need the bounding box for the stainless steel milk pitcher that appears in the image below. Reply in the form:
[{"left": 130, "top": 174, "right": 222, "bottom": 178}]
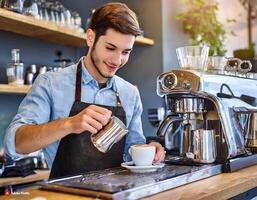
[
  {"left": 91, "top": 116, "right": 128, "bottom": 153},
  {"left": 188, "top": 129, "right": 216, "bottom": 163}
]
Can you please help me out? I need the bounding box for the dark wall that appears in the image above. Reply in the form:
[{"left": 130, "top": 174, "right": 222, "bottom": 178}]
[
  {"left": 117, "top": 0, "right": 163, "bottom": 136},
  {"left": 0, "top": 94, "right": 24, "bottom": 147},
  {"left": 0, "top": 0, "right": 164, "bottom": 146}
]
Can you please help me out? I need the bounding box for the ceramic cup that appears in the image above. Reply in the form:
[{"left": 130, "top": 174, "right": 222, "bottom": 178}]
[{"left": 129, "top": 144, "right": 156, "bottom": 166}]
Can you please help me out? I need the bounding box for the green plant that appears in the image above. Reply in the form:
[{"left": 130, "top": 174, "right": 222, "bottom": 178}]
[
  {"left": 233, "top": 0, "right": 256, "bottom": 60},
  {"left": 176, "top": 0, "right": 233, "bottom": 56}
]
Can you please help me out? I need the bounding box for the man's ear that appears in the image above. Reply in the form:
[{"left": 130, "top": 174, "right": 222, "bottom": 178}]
[{"left": 86, "top": 29, "right": 95, "bottom": 47}]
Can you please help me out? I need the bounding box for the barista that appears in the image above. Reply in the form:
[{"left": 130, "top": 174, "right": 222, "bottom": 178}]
[{"left": 4, "top": 2, "right": 165, "bottom": 178}]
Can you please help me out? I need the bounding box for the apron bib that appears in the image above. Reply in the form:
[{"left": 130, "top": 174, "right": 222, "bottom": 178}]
[{"left": 50, "top": 61, "right": 126, "bottom": 179}]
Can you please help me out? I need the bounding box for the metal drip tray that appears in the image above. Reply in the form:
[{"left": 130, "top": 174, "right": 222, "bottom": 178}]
[{"left": 43, "top": 164, "right": 222, "bottom": 200}]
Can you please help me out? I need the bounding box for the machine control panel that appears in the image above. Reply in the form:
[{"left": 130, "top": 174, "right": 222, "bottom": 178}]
[{"left": 157, "top": 70, "right": 200, "bottom": 96}]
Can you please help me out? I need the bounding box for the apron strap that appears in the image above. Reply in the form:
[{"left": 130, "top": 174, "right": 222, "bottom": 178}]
[
  {"left": 115, "top": 92, "right": 122, "bottom": 107},
  {"left": 75, "top": 61, "right": 82, "bottom": 102}
]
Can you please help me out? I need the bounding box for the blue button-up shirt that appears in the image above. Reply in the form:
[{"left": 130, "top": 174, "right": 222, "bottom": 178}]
[{"left": 4, "top": 57, "right": 146, "bottom": 168}]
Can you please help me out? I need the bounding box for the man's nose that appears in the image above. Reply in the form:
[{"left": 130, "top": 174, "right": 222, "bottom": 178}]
[{"left": 112, "top": 52, "right": 122, "bottom": 66}]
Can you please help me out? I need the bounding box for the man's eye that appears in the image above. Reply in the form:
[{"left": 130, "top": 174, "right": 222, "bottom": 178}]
[
  {"left": 122, "top": 51, "right": 130, "bottom": 55},
  {"left": 106, "top": 47, "right": 115, "bottom": 51}
]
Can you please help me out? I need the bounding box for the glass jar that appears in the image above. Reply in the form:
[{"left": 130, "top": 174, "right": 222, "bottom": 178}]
[
  {"left": 7, "top": 63, "right": 24, "bottom": 85},
  {"left": 6, "top": 49, "right": 24, "bottom": 85}
]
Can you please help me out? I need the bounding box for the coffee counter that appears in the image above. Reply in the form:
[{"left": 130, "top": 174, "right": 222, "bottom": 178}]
[
  {"left": 2, "top": 164, "right": 257, "bottom": 200},
  {"left": 0, "top": 170, "right": 50, "bottom": 188}
]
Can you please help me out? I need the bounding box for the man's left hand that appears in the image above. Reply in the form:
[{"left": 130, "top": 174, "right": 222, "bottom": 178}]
[{"left": 148, "top": 142, "right": 166, "bottom": 163}]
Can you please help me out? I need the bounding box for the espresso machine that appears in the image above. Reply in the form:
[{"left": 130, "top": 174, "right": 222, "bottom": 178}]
[{"left": 156, "top": 66, "right": 257, "bottom": 172}]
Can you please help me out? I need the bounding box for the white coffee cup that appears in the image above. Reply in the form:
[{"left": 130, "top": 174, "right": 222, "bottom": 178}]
[{"left": 129, "top": 144, "right": 156, "bottom": 166}]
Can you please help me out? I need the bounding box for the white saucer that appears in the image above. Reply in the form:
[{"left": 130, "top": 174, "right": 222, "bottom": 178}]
[{"left": 121, "top": 161, "right": 165, "bottom": 173}]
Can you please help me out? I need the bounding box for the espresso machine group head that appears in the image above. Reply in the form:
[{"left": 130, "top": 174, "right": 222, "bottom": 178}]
[{"left": 156, "top": 69, "right": 257, "bottom": 171}]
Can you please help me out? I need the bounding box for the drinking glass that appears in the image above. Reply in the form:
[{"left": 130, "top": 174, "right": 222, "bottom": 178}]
[
  {"left": 207, "top": 56, "right": 226, "bottom": 73},
  {"left": 64, "top": 8, "right": 72, "bottom": 28},
  {"left": 72, "top": 11, "right": 82, "bottom": 30},
  {"left": 176, "top": 46, "right": 210, "bottom": 71},
  {"left": 23, "top": 0, "right": 40, "bottom": 19},
  {"left": 1, "top": 0, "right": 23, "bottom": 13}
]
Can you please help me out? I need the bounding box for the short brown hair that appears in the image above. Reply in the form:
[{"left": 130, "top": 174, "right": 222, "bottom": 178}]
[{"left": 89, "top": 2, "right": 142, "bottom": 42}]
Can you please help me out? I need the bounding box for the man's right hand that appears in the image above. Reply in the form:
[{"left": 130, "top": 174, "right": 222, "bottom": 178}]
[
  {"left": 68, "top": 105, "right": 112, "bottom": 134},
  {"left": 15, "top": 105, "right": 112, "bottom": 154}
]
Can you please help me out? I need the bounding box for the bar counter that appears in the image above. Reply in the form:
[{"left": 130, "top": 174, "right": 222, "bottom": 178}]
[
  {"left": 2, "top": 164, "right": 257, "bottom": 200},
  {"left": 0, "top": 170, "right": 49, "bottom": 188}
]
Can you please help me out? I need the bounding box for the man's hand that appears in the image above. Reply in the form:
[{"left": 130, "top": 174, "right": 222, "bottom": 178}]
[
  {"left": 68, "top": 105, "right": 112, "bottom": 134},
  {"left": 148, "top": 142, "right": 166, "bottom": 163}
]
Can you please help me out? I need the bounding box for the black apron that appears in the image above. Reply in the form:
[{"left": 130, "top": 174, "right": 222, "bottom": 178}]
[{"left": 50, "top": 61, "right": 127, "bottom": 179}]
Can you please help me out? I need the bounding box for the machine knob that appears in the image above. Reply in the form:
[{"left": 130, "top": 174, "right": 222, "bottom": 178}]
[
  {"left": 239, "top": 60, "right": 252, "bottom": 73},
  {"left": 161, "top": 73, "right": 177, "bottom": 91},
  {"left": 182, "top": 80, "right": 191, "bottom": 90},
  {"left": 225, "top": 58, "right": 241, "bottom": 72}
]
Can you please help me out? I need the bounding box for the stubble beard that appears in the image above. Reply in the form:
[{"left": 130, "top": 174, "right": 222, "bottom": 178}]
[{"left": 90, "top": 48, "right": 113, "bottom": 79}]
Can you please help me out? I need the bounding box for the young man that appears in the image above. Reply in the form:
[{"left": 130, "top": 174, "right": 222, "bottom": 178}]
[{"left": 4, "top": 2, "right": 165, "bottom": 178}]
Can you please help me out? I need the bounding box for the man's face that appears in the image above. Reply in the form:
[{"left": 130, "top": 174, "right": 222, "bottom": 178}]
[{"left": 87, "top": 28, "right": 135, "bottom": 82}]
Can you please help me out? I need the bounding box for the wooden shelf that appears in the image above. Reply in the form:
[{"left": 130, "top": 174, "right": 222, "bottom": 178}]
[
  {"left": 0, "top": 8, "right": 87, "bottom": 48},
  {"left": 0, "top": 84, "right": 31, "bottom": 94},
  {"left": 0, "top": 8, "right": 154, "bottom": 47},
  {"left": 135, "top": 36, "right": 154, "bottom": 45}
]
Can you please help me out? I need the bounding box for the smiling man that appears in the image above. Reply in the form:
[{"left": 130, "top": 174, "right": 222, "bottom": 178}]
[
  {"left": 4, "top": 2, "right": 165, "bottom": 178},
  {"left": 85, "top": 28, "right": 133, "bottom": 82}
]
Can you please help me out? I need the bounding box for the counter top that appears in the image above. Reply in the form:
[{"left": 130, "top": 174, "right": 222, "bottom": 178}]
[
  {"left": 2, "top": 164, "right": 257, "bottom": 200},
  {"left": 145, "top": 164, "right": 257, "bottom": 200},
  {"left": 0, "top": 170, "right": 50, "bottom": 187}
]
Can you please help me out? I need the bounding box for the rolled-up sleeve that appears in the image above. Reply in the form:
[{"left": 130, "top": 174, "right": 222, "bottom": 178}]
[
  {"left": 124, "top": 87, "right": 146, "bottom": 161},
  {"left": 4, "top": 74, "right": 52, "bottom": 159}
]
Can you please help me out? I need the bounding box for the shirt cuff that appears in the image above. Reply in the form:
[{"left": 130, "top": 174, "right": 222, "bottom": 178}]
[{"left": 4, "top": 123, "right": 29, "bottom": 159}]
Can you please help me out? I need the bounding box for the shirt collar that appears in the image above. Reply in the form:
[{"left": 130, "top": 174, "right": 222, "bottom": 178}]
[{"left": 79, "top": 57, "right": 116, "bottom": 90}]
